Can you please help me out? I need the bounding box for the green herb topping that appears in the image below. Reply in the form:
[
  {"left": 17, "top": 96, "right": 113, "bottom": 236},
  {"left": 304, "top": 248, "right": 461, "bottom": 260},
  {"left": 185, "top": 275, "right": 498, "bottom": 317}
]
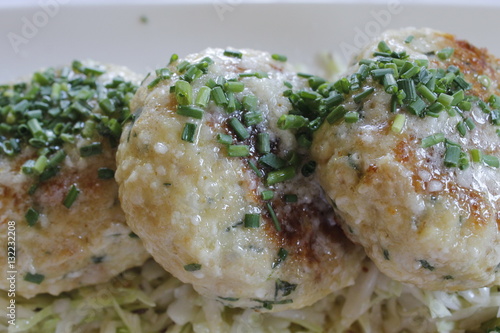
[{"left": 0, "top": 61, "right": 138, "bottom": 191}]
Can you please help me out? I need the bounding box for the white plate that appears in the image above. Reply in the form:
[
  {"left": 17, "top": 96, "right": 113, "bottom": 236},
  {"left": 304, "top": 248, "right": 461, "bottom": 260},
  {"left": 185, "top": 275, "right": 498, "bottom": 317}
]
[{"left": 1, "top": 1, "right": 500, "bottom": 81}]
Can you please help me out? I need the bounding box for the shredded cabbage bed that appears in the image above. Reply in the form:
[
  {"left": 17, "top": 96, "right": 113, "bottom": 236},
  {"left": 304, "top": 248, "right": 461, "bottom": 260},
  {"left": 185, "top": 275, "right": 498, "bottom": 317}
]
[{"left": 1, "top": 259, "right": 500, "bottom": 333}]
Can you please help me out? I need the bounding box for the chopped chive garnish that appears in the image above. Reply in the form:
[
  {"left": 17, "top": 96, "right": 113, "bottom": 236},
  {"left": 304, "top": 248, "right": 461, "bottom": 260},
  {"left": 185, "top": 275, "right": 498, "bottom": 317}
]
[
  {"left": 247, "top": 160, "right": 263, "bottom": 177},
  {"left": 442, "top": 72, "right": 457, "bottom": 85},
  {"left": 459, "top": 151, "right": 470, "bottom": 170},
  {"left": 456, "top": 121, "right": 467, "bottom": 137},
  {"left": 371, "top": 68, "right": 394, "bottom": 80},
  {"left": 259, "top": 153, "right": 286, "bottom": 170},
  {"left": 83, "top": 66, "right": 105, "bottom": 76},
  {"left": 404, "top": 35, "right": 414, "bottom": 43},
  {"left": 437, "top": 93, "right": 454, "bottom": 107},
  {"left": 81, "top": 120, "right": 97, "bottom": 138},
  {"left": 418, "top": 260, "right": 435, "bottom": 271},
  {"left": 227, "top": 145, "right": 250, "bottom": 157},
  {"left": 63, "top": 184, "right": 80, "bottom": 208},
  {"left": 169, "top": 53, "right": 178, "bottom": 65},
  {"left": 98, "top": 167, "right": 115, "bottom": 179},
  {"left": 277, "top": 114, "right": 308, "bottom": 130},
  {"left": 479, "top": 100, "right": 491, "bottom": 114},
  {"left": 309, "top": 76, "right": 327, "bottom": 89},
  {"left": 219, "top": 296, "right": 239, "bottom": 302},
  {"left": 176, "top": 60, "right": 190, "bottom": 73},
  {"left": 483, "top": 155, "right": 499, "bottom": 168},
  {"left": 33, "top": 155, "right": 48, "bottom": 175},
  {"left": 1, "top": 62, "right": 137, "bottom": 173},
  {"left": 298, "top": 90, "right": 320, "bottom": 100},
  {"left": 257, "top": 133, "right": 271, "bottom": 154},
  {"left": 444, "top": 144, "right": 461, "bottom": 167},
  {"left": 437, "top": 47, "right": 454, "bottom": 60},
  {"left": 181, "top": 65, "right": 203, "bottom": 82},
  {"left": 284, "top": 194, "right": 298, "bottom": 203},
  {"left": 266, "top": 166, "right": 295, "bottom": 185},
  {"left": 176, "top": 105, "right": 204, "bottom": 119},
  {"left": 195, "top": 86, "right": 211, "bottom": 107},
  {"left": 400, "top": 66, "right": 420, "bottom": 79},
  {"left": 326, "top": 105, "right": 347, "bottom": 124},
  {"left": 155, "top": 67, "right": 172, "bottom": 79},
  {"left": 356, "top": 64, "right": 369, "bottom": 80},
  {"left": 391, "top": 114, "right": 406, "bottom": 133},
  {"left": 398, "top": 79, "right": 417, "bottom": 102},
  {"left": 223, "top": 50, "right": 243, "bottom": 58},
  {"left": 417, "top": 84, "right": 437, "bottom": 103},
  {"left": 228, "top": 118, "right": 249, "bottom": 140},
  {"left": 390, "top": 95, "right": 398, "bottom": 113},
  {"left": 147, "top": 77, "right": 163, "bottom": 89},
  {"left": 224, "top": 81, "right": 245, "bottom": 93},
  {"left": 27, "top": 118, "right": 44, "bottom": 137},
  {"left": 377, "top": 40, "right": 391, "bottom": 53},
  {"left": 272, "top": 248, "right": 288, "bottom": 269},
  {"left": 261, "top": 190, "right": 274, "bottom": 200},
  {"left": 243, "top": 110, "right": 263, "bottom": 126},
  {"left": 490, "top": 110, "right": 500, "bottom": 125},
  {"left": 478, "top": 75, "right": 491, "bottom": 88},
  {"left": 184, "top": 263, "right": 201, "bottom": 271},
  {"left": 421, "top": 133, "right": 445, "bottom": 148},
  {"left": 451, "top": 90, "right": 465, "bottom": 106},
  {"left": 211, "top": 86, "right": 228, "bottom": 106},
  {"left": 297, "top": 72, "right": 313, "bottom": 78},
  {"left": 470, "top": 149, "right": 482, "bottom": 162},
  {"left": 226, "top": 91, "right": 236, "bottom": 113},
  {"left": 383, "top": 73, "right": 398, "bottom": 94},
  {"left": 242, "top": 95, "right": 258, "bottom": 111},
  {"left": 297, "top": 133, "right": 312, "bottom": 148},
  {"left": 271, "top": 54, "right": 287, "bottom": 62},
  {"left": 266, "top": 202, "right": 281, "bottom": 232},
  {"left": 181, "top": 123, "right": 197, "bottom": 143},
  {"left": 464, "top": 117, "right": 475, "bottom": 130},
  {"left": 244, "top": 214, "right": 260, "bottom": 228},
  {"left": 80, "top": 142, "right": 102, "bottom": 157},
  {"left": 174, "top": 80, "right": 193, "bottom": 105},
  {"left": 238, "top": 71, "right": 268, "bottom": 78},
  {"left": 344, "top": 111, "right": 359, "bottom": 123},
  {"left": 217, "top": 133, "right": 233, "bottom": 145},
  {"left": 301, "top": 161, "right": 316, "bottom": 177},
  {"left": 428, "top": 102, "right": 445, "bottom": 115},
  {"left": 408, "top": 97, "right": 426, "bottom": 116},
  {"left": 322, "top": 93, "right": 344, "bottom": 109},
  {"left": 25, "top": 207, "right": 39, "bottom": 226},
  {"left": 24, "top": 272, "right": 45, "bottom": 284},
  {"left": 454, "top": 76, "right": 471, "bottom": 90}
]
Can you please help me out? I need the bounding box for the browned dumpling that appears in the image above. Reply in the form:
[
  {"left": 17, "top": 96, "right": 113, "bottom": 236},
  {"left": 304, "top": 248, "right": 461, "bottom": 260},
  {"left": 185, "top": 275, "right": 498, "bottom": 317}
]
[
  {"left": 0, "top": 62, "right": 150, "bottom": 298},
  {"left": 116, "top": 48, "right": 364, "bottom": 311},
  {"left": 312, "top": 28, "right": 500, "bottom": 291}
]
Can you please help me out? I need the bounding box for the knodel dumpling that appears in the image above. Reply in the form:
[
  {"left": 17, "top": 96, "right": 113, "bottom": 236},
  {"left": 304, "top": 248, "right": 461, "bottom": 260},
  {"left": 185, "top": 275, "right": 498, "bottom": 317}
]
[
  {"left": 116, "top": 48, "right": 364, "bottom": 311},
  {"left": 0, "top": 61, "right": 150, "bottom": 298},
  {"left": 312, "top": 28, "right": 500, "bottom": 291}
]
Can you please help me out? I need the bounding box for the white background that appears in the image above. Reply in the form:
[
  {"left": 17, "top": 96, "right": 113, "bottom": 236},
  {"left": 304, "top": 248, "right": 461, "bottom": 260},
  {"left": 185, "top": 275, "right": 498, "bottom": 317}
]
[{"left": 1, "top": 1, "right": 500, "bottom": 81}]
